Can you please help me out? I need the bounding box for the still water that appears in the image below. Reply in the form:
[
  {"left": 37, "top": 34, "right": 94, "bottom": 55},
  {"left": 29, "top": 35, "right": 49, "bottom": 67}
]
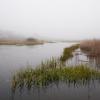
[
  {"left": 0, "top": 42, "right": 100, "bottom": 100},
  {"left": 67, "top": 49, "right": 100, "bottom": 69}
]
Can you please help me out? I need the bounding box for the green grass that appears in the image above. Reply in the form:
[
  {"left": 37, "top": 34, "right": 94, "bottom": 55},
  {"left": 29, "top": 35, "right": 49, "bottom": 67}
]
[
  {"left": 60, "top": 44, "right": 79, "bottom": 62},
  {"left": 11, "top": 44, "right": 100, "bottom": 91},
  {"left": 11, "top": 58, "right": 100, "bottom": 91}
]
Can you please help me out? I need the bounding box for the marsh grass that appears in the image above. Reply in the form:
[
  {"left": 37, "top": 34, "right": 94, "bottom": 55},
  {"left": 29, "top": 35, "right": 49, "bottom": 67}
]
[
  {"left": 80, "top": 39, "right": 100, "bottom": 56},
  {"left": 60, "top": 44, "right": 79, "bottom": 62},
  {"left": 12, "top": 44, "right": 100, "bottom": 91},
  {"left": 12, "top": 58, "right": 100, "bottom": 91}
]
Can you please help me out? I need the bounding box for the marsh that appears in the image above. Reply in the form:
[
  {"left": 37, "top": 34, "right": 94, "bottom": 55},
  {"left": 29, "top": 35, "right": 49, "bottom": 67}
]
[
  {"left": 0, "top": 42, "right": 100, "bottom": 100},
  {"left": 0, "top": 42, "right": 75, "bottom": 100}
]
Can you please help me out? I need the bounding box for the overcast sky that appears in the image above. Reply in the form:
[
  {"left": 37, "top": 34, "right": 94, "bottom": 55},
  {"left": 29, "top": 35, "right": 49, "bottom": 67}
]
[{"left": 0, "top": 0, "right": 100, "bottom": 40}]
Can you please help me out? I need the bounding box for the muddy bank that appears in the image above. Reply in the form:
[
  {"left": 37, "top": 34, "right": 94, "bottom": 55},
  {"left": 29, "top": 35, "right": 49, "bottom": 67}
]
[{"left": 0, "top": 39, "right": 44, "bottom": 45}]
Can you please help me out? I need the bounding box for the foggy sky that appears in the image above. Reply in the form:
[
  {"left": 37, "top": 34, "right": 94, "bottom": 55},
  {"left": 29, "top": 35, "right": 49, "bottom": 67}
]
[{"left": 0, "top": 0, "right": 100, "bottom": 40}]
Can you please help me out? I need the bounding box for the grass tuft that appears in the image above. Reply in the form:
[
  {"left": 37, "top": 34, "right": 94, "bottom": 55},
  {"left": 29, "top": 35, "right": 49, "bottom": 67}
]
[
  {"left": 60, "top": 44, "right": 79, "bottom": 62},
  {"left": 11, "top": 58, "right": 100, "bottom": 91}
]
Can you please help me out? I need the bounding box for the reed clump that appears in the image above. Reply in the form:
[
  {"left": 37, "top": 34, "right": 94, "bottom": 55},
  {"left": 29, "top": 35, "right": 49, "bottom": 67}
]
[
  {"left": 80, "top": 39, "right": 100, "bottom": 56},
  {"left": 11, "top": 58, "right": 100, "bottom": 90},
  {"left": 60, "top": 44, "right": 79, "bottom": 62}
]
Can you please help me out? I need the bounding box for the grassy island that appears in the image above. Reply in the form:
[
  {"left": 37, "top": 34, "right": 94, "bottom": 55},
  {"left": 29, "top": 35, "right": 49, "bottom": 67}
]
[{"left": 12, "top": 58, "right": 100, "bottom": 90}]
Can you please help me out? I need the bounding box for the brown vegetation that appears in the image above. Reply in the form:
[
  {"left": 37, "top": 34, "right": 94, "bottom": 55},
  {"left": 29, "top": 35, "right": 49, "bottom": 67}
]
[
  {"left": 0, "top": 39, "right": 44, "bottom": 45},
  {"left": 80, "top": 39, "right": 100, "bottom": 56}
]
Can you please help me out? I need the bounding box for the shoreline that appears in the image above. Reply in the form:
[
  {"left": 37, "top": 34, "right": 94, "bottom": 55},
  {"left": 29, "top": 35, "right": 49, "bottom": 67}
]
[{"left": 0, "top": 39, "right": 45, "bottom": 45}]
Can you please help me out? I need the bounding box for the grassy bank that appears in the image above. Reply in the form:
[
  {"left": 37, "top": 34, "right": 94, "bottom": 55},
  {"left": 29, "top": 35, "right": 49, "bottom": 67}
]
[
  {"left": 60, "top": 44, "right": 79, "bottom": 62},
  {"left": 12, "top": 58, "right": 100, "bottom": 90}
]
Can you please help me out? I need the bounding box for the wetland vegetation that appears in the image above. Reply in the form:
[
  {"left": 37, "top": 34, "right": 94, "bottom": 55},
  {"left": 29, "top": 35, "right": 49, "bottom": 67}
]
[
  {"left": 1, "top": 41, "right": 100, "bottom": 100},
  {"left": 11, "top": 42, "right": 100, "bottom": 92},
  {"left": 80, "top": 39, "right": 100, "bottom": 57},
  {"left": 0, "top": 38, "right": 44, "bottom": 45},
  {"left": 60, "top": 44, "right": 79, "bottom": 62},
  {"left": 12, "top": 58, "right": 100, "bottom": 91}
]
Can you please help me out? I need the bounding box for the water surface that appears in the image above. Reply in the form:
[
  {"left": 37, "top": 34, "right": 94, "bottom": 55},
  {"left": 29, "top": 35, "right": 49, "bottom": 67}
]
[
  {"left": 0, "top": 42, "right": 100, "bottom": 100},
  {"left": 0, "top": 42, "right": 75, "bottom": 100}
]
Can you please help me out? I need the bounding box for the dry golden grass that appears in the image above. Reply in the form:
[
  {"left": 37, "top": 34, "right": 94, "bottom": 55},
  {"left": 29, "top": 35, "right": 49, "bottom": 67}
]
[
  {"left": 80, "top": 39, "right": 100, "bottom": 56},
  {"left": 0, "top": 39, "right": 44, "bottom": 45}
]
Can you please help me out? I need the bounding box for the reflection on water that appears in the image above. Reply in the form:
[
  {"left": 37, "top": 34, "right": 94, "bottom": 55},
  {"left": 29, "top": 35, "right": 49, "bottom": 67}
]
[
  {"left": 88, "top": 56, "right": 100, "bottom": 68},
  {"left": 0, "top": 42, "right": 76, "bottom": 100},
  {"left": 66, "top": 49, "right": 100, "bottom": 69},
  {"left": 11, "top": 81, "right": 100, "bottom": 100},
  {"left": 11, "top": 48, "right": 100, "bottom": 100},
  {"left": 1, "top": 42, "right": 100, "bottom": 100}
]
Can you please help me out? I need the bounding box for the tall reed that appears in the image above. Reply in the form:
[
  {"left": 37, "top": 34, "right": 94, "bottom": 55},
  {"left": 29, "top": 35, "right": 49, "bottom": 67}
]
[
  {"left": 11, "top": 58, "right": 100, "bottom": 91},
  {"left": 80, "top": 39, "right": 100, "bottom": 56}
]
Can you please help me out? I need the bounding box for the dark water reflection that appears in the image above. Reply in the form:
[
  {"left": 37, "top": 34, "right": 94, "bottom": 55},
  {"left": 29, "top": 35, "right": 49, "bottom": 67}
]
[
  {"left": 87, "top": 56, "right": 100, "bottom": 68},
  {"left": 11, "top": 81, "right": 100, "bottom": 100}
]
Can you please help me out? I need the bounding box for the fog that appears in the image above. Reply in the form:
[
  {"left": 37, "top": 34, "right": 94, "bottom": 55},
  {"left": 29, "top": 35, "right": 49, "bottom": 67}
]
[{"left": 0, "top": 0, "right": 100, "bottom": 40}]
